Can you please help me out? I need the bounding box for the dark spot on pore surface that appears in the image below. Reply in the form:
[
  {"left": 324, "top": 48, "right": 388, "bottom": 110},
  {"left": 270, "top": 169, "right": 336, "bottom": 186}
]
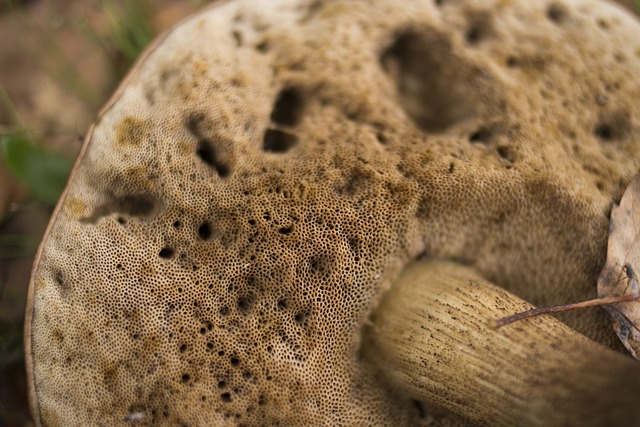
[
  {"left": 232, "top": 30, "right": 242, "bottom": 46},
  {"left": 116, "top": 117, "right": 150, "bottom": 146},
  {"left": 256, "top": 40, "right": 269, "bottom": 53},
  {"left": 118, "top": 195, "right": 156, "bottom": 216},
  {"left": 82, "top": 193, "right": 157, "bottom": 224},
  {"left": 54, "top": 270, "right": 65, "bottom": 289}
]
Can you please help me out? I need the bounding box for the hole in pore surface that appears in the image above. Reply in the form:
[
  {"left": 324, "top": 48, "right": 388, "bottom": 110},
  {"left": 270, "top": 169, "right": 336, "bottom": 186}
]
[
  {"left": 186, "top": 113, "right": 234, "bottom": 178},
  {"left": 294, "top": 309, "right": 311, "bottom": 325},
  {"left": 263, "top": 129, "right": 298, "bottom": 153},
  {"left": 197, "top": 139, "right": 231, "bottom": 178},
  {"left": 594, "top": 111, "right": 631, "bottom": 141},
  {"left": 198, "top": 222, "right": 213, "bottom": 240},
  {"left": 465, "top": 25, "right": 482, "bottom": 44},
  {"left": 547, "top": 2, "right": 569, "bottom": 24},
  {"left": 465, "top": 13, "right": 493, "bottom": 45},
  {"left": 237, "top": 294, "right": 256, "bottom": 314},
  {"left": 159, "top": 247, "right": 174, "bottom": 259},
  {"left": 271, "top": 88, "right": 304, "bottom": 126},
  {"left": 594, "top": 124, "right": 613, "bottom": 141},
  {"left": 308, "top": 255, "right": 332, "bottom": 276},
  {"left": 375, "top": 132, "right": 388, "bottom": 144},
  {"left": 277, "top": 298, "right": 289, "bottom": 310},
  {"left": 381, "top": 30, "right": 480, "bottom": 133},
  {"left": 469, "top": 128, "right": 492, "bottom": 143},
  {"left": 496, "top": 146, "right": 515, "bottom": 163},
  {"left": 278, "top": 226, "right": 294, "bottom": 235}
]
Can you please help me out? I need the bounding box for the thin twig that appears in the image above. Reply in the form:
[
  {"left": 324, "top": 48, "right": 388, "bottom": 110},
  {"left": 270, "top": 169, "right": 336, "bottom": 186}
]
[{"left": 490, "top": 294, "right": 640, "bottom": 328}]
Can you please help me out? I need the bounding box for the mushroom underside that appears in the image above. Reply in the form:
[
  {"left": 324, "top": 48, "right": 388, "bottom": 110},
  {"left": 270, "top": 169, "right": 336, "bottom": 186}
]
[{"left": 25, "top": 0, "right": 640, "bottom": 425}]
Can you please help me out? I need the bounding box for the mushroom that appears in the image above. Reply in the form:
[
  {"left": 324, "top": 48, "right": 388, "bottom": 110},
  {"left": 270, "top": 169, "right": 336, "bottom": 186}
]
[
  {"left": 24, "top": 0, "right": 640, "bottom": 425},
  {"left": 364, "top": 259, "right": 640, "bottom": 426}
]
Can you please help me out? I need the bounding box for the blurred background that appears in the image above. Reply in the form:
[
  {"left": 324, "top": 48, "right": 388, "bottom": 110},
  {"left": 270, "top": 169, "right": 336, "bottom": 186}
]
[
  {"left": 0, "top": 1, "right": 204, "bottom": 425},
  {"left": 0, "top": 0, "right": 638, "bottom": 426}
]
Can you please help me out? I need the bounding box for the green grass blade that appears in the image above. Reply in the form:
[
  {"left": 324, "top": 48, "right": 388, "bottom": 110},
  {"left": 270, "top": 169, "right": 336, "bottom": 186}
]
[
  {"left": 0, "top": 234, "right": 39, "bottom": 259},
  {"left": 0, "top": 319, "right": 23, "bottom": 369},
  {"left": 0, "top": 134, "right": 73, "bottom": 204}
]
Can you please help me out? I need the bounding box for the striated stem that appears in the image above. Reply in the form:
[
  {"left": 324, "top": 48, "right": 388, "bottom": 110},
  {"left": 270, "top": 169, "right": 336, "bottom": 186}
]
[{"left": 364, "top": 260, "right": 640, "bottom": 427}]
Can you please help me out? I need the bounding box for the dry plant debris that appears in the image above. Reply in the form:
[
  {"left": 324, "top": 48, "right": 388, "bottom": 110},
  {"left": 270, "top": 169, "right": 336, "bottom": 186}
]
[{"left": 598, "top": 174, "right": 640, "bottom": 359}]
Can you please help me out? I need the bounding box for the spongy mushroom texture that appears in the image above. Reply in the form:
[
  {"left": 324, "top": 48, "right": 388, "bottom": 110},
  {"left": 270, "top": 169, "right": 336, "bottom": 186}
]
[{"left": 26, "top": 0, "right": 640, "bottom": 425}]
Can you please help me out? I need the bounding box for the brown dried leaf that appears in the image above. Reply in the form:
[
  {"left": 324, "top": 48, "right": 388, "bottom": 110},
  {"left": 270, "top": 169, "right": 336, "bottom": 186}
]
[{"left": 597, "top": 174, "right": 640, "bottom": 359}]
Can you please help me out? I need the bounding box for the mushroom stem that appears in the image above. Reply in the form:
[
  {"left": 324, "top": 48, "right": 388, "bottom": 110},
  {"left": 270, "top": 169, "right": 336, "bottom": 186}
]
[{"left": 364, "top": 260, "right": 640, "bottom": 426}]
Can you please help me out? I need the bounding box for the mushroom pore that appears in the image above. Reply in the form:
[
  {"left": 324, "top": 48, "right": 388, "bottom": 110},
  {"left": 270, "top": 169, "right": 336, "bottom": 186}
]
[{"left": 25, "top": 0, "right": 640, "bottom": 425}]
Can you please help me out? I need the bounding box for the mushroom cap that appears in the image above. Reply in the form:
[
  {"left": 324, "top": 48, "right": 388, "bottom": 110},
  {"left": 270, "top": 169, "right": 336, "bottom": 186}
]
[{"left": 25, "top": 0, "right": 640, "bottom": 425}]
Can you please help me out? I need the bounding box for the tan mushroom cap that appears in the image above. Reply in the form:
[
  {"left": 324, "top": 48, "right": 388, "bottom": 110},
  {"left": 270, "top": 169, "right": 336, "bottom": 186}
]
[{"left": 25, "top": 0, "right": 640, "bottom": 425}]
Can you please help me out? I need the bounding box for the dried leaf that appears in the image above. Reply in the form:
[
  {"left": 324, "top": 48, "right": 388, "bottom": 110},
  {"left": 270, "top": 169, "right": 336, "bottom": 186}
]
[{"left": 597, "top": 174, "right": 640, "bottom": 359}]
